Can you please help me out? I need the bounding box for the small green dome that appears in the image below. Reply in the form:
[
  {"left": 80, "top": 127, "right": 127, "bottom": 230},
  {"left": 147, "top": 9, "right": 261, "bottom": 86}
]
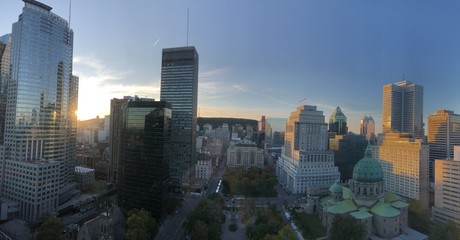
[
  {"left": 329, "top": 182, "right": 343, "bottom": 193},
  {"left": 353, "top": 146, "right": 383, "bottom": 182}
]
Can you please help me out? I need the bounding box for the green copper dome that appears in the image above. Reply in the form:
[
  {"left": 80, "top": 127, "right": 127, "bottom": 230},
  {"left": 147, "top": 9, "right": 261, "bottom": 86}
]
[
  {"left": 329, "top": 182, "right": 343, "bottom": 193},
  {"left": 353, "top": 146, "right": 383, "bottom": 182}
]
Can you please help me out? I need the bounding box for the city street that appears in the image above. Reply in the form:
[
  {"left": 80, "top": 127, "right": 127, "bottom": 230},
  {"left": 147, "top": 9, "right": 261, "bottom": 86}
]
[{"left": 154, "top": 195, "right": 201, "bottom": 240}]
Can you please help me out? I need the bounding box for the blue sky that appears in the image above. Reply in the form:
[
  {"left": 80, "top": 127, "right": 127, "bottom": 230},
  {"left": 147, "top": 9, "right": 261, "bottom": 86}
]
[{"left": 2, "top": 1, "right": 459, "bottom": 133}]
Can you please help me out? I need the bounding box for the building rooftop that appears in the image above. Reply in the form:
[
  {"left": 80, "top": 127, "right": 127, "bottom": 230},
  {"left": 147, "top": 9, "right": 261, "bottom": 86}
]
[
  {"left": 327, "top": 199, "right": 357, "bottom": 214},
  {"left": 24, "top": 0, "right": 52, "bottom": 11},
  {"left": 384, "top": 192, "right": 402, "bottom": 203},
  {"left": 350, "top": 210, "right": 373, "bottom": 219},
  {"left": 370, "top": 202, "right": 400, "bottom": 218},
  {"left": 329, "top": 182, "right": 343, "bottom": 193},
  {"left": 75, "top": 166, "right": 94, "bottom": 173},
  {"left": 391, "top": 201, "right": 409, "bottom": 209}
]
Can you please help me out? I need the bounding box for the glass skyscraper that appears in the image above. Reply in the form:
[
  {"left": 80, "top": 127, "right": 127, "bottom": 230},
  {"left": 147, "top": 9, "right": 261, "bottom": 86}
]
[
  {"left": 0, "top": 0, "right": 76, "bottom": 221},
  {"left": 382, "top": 80, "right": 424, "bottom": 138},
  {"left": 428, "top": 110, "right": 460, "bottom": 182},
  {"left": 160, "top": 46, "right": 198, "bottom": 191},
  {"left": 328, "top": 106, "right": 348, "bottom": 135},
  {"left": 117, "top": 99, "right": 172, "bottom": 220}
]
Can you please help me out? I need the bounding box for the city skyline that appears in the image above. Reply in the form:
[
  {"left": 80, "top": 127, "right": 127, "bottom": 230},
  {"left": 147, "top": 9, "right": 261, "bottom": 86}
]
[{"left": 2, "top": 1, "right": 460, "bottom": 133}]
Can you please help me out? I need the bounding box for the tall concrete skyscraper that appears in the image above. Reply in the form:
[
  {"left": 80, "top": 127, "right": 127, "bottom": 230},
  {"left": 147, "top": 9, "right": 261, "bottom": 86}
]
[
  {"left": 160, "top": 46, "right": 198, "bottom": 191},
  {"left": 276, "top": 105, "right": 340, "bottom": 194},
  {"left": 382, "top": 80, "right": 424, "bottom": 138},
  {"left": 0, "top": 0, "right": 76, "bottom": 221},
  {"left": 360, "top": 115, "right": 375, "bottom": 141},
  {"left": 427, "top": 110, "right": 460, "bottom": 182}
]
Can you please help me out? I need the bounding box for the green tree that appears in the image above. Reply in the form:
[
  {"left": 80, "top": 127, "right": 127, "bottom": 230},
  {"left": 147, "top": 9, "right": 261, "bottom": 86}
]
[
  {"left": 275, "top": 225, "right": 297, "bottom": 240},
  {"left": 37, "top": 217, "right": 65, "bottom": 240},
  {"left": 408, "top": 199, "right": 430, "bottom": 234},
  {"left": 184, "top": 195, "right": 224, "bottom": 240},
  {"left": 430, "top": 220, "right": 460, "bottom": 240},
  {"left": 125, "top": 209, "right": 156, "bottom": 240},
  {"left": 330, "top": 215, "right": 366, "bottom": 240},
  {"left": 191, "top": 220, "right": 208, "bottom": 240},
  {"left": 242, "top": 198, "right": 256, "bottom": 223}
]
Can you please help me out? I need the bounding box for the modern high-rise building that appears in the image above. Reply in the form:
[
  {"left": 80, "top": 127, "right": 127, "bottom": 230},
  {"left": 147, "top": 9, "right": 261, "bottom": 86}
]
[
  {"left": 0, "top": 0, "right": 76, "bottom": 221},
  {"left": 329, "top": 133, "right": 367, "bottom": 181},
  {"left": 432, "top": 146, "right": 460, "bottom": 227},
  {"left": 371, "top": 133, "right": 429, "bottom": 208},
  {"left": 108, "top": 96, "right": 131, "bottom": 182},
  {"left": 360, "top": 115, "right": 375, "bottom": 141},
  {"left": 276, "top": 105, "right": 340, "bottom": 194},
  {"left": 257, "top": 116, "right": 266, "bottom": 148},
  {"left": 0, "top": 34, "right": 11, "bottom": 144},
  {"left": 160, "top": 46, "right": 198, "bottom": 191},
  {"left": 328, "top": 106, "right": 348, "bottom": 135},
  {"left": 382, "top": 80, "right": 424, "bottom": 138},
  {"left": 117, "top": 99, "right": 172, "bottom": 220},
  {"left": 427, "top": 110, "right": 460, "bottom": 182}
]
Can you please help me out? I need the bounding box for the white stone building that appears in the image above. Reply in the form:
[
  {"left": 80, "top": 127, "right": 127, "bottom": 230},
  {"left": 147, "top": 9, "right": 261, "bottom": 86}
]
[
  {"left": 195, "top": 158, "right": 212, "bottom": 181},
  {"left": 226, "top": 142, "right": 264, "bottom": 168},
  {"left": 276, "top": 105, "right": 340, "bottom": 194}
]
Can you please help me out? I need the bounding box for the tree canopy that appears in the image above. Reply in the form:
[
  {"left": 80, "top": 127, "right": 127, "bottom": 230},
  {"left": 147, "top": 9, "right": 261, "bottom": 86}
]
[
  {"left": 222, "top": 167, "right": 277, "bottom": 197},
  {"left": 246, "top": 204, "right": 286, "bottom": 240},
  {"left": 37, "top": 217, "right": 65, "bottom": 240},
  {"left": 125, "top": 208, "right": 156, "bottom": 240},
  {"left": 330, "top": 215, "right": 366, "bottom": 240},
  {"left": 408, "top": 199, "right": 431, "bottom": 234},
  {"left": 430, "top": 220, "right": 460, "bottom": 240},
  {"left": 185, "top": 195, "right": 225, "bottom": 240},
  {"left": 289, "top": 210, "right": 326, "bottom": 239}
]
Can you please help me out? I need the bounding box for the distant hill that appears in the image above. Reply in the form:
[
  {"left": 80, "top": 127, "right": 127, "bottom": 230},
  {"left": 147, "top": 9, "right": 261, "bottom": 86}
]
[{"left": 197, "top": 117, "right": 258, "bottom": 131}]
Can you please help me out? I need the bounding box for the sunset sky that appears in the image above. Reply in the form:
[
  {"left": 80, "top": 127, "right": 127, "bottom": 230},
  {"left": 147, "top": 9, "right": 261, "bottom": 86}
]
[{"left": 2, "top": 0, "right": 459, "bottom": 132}]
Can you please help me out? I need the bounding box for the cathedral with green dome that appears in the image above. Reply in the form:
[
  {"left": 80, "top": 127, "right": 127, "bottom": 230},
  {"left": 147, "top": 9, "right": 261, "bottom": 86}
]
[{"left": 307, "top": 146, "right": 413, "bottom": 239}]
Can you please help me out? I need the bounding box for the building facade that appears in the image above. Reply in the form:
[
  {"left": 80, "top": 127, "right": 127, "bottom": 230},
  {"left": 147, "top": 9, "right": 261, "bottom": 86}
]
[
  {"left": 0, "top": 34, "right": 11, "bottom": 144},
  {"left": 371, "top": 133, "right": 429, "bottom": 208},
  {"left": 117, "top": 100, "right": 172, "bottom": 220},
  {"left": 276, "top": 105, "right": 340, "bottom": 194},
  {"left": 226, "top": 142, "right": 264, "bottom": 168},
  {"left": 0, "top": 0, "right": 76, "bottom": 222},
  {"left": 427, "top": 110, "right": 460, "bottom": 182},
  {"left": 432, "top": 146, "right": 460, "bottom": 227},
  {"left": 328, "top": 133, "right": 367, "bottom": 181},
  {"left": 328, "top": 106, "right": 348, "bottom": 135},
  {"left": 108, "top": 97, "right": 130, "bottom": 182},
  {"left": 382, "top": 80, "right": 424, "bottom": 138},
  {"left": 160, "top": 46, "right": 198, "bottom": 191},
  {"left": 360, "top": 115, "right": 375, "bottom": 141}
]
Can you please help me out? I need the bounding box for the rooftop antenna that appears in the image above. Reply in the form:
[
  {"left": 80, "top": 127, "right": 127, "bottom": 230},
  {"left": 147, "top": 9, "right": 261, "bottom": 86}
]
[
  {"left": 402, "top": 73, "right": 405, "bottom": 80},
  {"left": 68, "top": 0, "right": 72, "bottom": 27},
  {"left": 186, "top": 8, "right": 189, "bottom": 46}
]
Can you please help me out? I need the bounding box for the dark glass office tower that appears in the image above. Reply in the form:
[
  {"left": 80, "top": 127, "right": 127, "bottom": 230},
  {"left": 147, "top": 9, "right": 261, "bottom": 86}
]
[
  {"left": 160, "top": 46, "right": 198, "bottom": 191},
  {"left": 118, "top": 99, "right": 172, "bottom": 220}
]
